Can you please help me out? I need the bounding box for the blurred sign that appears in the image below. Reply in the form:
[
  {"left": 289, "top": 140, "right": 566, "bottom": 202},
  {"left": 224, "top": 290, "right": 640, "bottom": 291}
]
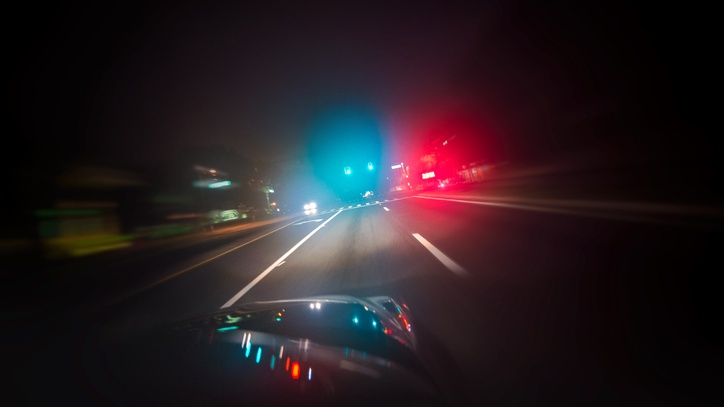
[{"left": 208, "top": 180, "right": 231, "bottom": 188}]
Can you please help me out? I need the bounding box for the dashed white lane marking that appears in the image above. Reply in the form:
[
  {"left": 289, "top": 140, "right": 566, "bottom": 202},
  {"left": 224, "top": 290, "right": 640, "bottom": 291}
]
[{"left": 412, "top": 233, "right": 470, "bottom": 277}]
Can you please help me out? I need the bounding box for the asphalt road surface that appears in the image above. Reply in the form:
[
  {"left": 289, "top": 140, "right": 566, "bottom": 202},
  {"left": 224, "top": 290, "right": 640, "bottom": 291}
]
[{"left": 9, "top": 192, "right": 722, "bottom": 406}]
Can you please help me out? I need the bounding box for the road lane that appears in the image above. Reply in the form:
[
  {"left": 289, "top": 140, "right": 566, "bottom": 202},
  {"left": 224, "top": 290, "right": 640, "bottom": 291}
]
[
  {"left": 96, "top": 211, "right": 341, "bottom": 334},
  {"left": 25, "top": 192, "right": 718, "bottom": 406},
  {"left": 387, "top": 195, "right": 615, "bottom": 282},
  {"left": 207, "top": 200, "right": 504, "bottom": 401},
  {"left": 411, "top": 233, "right": 470, "bottom": 277},
  {"left": 221, "top": 209, "right": 344, "bottom": 308},
  {"left": 382, "top": 194, "right": 721, "bottom": 404},
  {"left": 209, "top": 194, "right": 719, "bottom": 405},
  {"left": 231, "top": 202, "right": 446, "bottom": 303},
  {"left": 107, "top": 216, "right": 308, "bottom": 303}
]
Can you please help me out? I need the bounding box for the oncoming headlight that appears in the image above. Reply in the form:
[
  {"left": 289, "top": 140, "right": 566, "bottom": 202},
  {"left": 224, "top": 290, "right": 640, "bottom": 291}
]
[{"left": 304, "top": 202, "right": 317, "bottom": 215}]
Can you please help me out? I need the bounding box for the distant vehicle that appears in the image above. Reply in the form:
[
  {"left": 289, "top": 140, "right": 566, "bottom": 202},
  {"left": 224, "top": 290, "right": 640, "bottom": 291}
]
[
  {"left": 92, "top": 295, "right": 458, "bottom": 406},
  {"left": 303, "top": 201, "right": 318, "bottom": 215}
]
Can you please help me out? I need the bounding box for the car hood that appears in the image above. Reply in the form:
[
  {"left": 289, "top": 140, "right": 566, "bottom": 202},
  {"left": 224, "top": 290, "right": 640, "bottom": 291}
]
[{"left": 98, "top": 295, "right": 450, "bottom": 406}]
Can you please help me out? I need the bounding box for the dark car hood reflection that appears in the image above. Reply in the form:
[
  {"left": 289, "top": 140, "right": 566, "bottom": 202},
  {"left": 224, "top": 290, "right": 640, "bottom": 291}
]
[{"left": 101, "top": 295, "right": 447, "bottom": 406}]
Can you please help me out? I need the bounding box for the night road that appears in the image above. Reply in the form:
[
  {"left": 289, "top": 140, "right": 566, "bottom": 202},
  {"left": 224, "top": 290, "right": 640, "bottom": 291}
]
[
  {"left": 11, "top": 187, "right": 721, "bottom": 406},
  {"left": 7, "top": 1, "right": 721, "bottom": 405}
]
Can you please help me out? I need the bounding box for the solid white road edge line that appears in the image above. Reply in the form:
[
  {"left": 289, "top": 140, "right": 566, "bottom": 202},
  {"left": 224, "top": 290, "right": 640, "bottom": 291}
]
[
  {"left": 221, "top": 209, "right": 344, "bottom": 309},
  {"left": 104, "top": 216, "right": 305, "bottom": 305}
]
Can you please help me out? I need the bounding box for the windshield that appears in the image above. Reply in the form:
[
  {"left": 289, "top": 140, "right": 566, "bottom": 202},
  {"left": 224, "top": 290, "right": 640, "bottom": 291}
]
[{"left": 7, "top": 1, "right": 720, "bottom": 406}]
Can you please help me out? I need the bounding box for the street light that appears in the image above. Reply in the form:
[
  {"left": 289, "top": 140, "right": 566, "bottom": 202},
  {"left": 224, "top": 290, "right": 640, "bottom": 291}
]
[{"left": 344, "top": 166, "right": 351, "bottom": 175}]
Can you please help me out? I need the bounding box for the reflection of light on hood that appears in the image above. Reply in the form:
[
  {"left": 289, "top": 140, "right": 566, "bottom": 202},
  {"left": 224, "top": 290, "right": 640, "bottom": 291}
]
[
  {"left": 217, "top": 325, "right": 238, "bottom": 332},
  {"left": 206, "top": 297, "right": 419, "bottom": 389}
]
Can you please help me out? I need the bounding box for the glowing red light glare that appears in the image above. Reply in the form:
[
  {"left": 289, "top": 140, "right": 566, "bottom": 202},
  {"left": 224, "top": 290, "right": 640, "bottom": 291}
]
[
  {"left": 286, "top": 357, "right": 290, "bottom": 371},
  {"left": 291, "top": 362, "right": 300, "bottom": 379}
]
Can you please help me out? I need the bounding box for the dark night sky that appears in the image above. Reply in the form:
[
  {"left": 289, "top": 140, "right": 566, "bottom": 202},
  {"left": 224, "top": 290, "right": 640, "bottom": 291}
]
[{"left": 9, "top": 1, "right": 717, "bottom": 201}]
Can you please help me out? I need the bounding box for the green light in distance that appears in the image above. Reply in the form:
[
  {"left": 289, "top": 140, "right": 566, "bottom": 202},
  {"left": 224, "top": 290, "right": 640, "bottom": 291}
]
[{"left": 217, "top": 326, "right": 238, "bottom": 332}]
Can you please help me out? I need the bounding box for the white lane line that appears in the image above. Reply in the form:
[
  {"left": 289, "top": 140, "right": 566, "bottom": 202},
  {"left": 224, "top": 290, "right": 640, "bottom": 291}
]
[
  {"left": 104, "top": 217, "right": 305, "bottom": 306},
  {"left": 412, "top": 233, "right": 470, "bottom": 277},
  {"left": 415, "top": 195, "right": 516, "bottom": 206},
  {"left": 383, "top": 207, "right": 390, "bottom": 211},
  {"left": 413, "top": 195, "right": 685, "bottom": 224},
  {"left": 221, "top": 209, "right": 344, "bottom": 309},
  {"left": 415, "top": 195, "right": 587, "bottom": 216},
  {"left": 293, "top": 219, "right": 323, "bottom": 225}
]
